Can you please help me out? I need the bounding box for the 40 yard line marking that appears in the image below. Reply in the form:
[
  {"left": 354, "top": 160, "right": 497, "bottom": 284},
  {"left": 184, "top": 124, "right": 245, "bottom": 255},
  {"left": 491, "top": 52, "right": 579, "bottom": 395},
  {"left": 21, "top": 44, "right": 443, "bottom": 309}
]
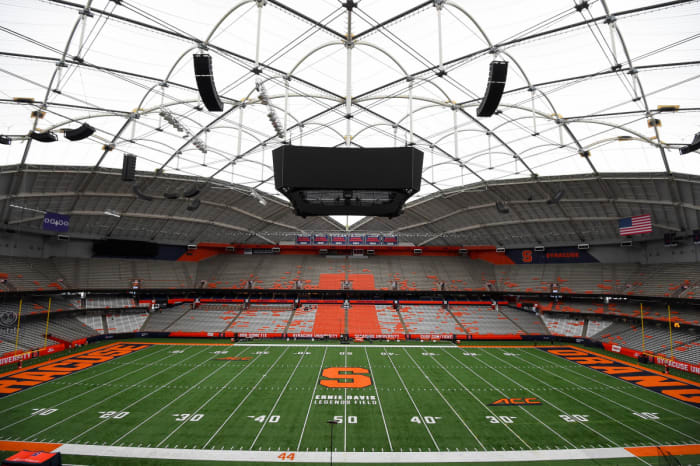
[
  {"left": 249, "top": 346, "right": 309, "bottom": 449},
  {"left": 3, "top": 346, "right": 208, "bottom": 438},
  {"left": 385, "top": 351, "right": 440, "bottom": 451},
  {"left": 525, "top": 349, "right": 700, "bottom": 426},
  {"left": 364, "top": 347, "right": 392, "bottom": 451},
  {"left": 202, "top": 347, "right": 290, "bottom": 449},
  {"left": 402, "top": 348, "right": 485, "bottom": 451},
  {"left": 520, "top": 350, "right": 698, "bottom": 443},
  {"left": 0, "top": 345, "right": 165, "bottom": 412},
  {"left": 427, "top": 351, "right": 530, "bottom": 449},
  {"left": 296, "top": 347, "right": 328, "bottom": 450},
  {"left": 441, "top": 348, "right": 577, "bottom": 449}
]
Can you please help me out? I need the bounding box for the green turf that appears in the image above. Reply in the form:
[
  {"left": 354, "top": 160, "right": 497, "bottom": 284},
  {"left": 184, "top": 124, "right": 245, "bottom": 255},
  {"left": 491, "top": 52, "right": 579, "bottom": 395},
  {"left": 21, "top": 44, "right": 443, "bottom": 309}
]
[{"left": 1, "top": 342, "right": 698, "bottom": 464}]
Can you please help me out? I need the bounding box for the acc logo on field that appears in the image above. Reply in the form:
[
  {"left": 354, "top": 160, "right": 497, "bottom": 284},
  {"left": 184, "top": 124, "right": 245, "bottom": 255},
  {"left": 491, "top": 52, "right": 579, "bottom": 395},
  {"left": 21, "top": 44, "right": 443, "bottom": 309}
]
[
  {"left": 0, "top": 311, "right": 17, "bottom": 328},
  {"left": 320, "top": 367, "right": 372, "bottom": 388},
  {"left": 489, "top": 397, "right": 541, "bottom": 406}
]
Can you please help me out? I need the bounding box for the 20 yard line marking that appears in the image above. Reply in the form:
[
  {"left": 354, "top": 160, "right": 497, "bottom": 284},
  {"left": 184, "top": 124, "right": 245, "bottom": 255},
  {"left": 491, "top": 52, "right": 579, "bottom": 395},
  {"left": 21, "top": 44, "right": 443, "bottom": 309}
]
[
  {"left": 427, "top": 351, "right": 530, "bottom": 449},
  {"left": 402, "top": 348, "right": 485, "bottom": 451},
  {"left": 364, "top": 347, "right": 392, "bottom": 451},
  {"left": 202, "top": 347, "right": 290, "bottom": 449},
  {"left": 519, "top": 350, "right": 697, "bottom": 443},
  {"left": 6, "top": 347, "right": 208, "bottom": 438},
  {"left": 121, "top": 346, "right": 255, "bottom": 446},
  {"left": 249, "top": 346, "right": 309, "bottom": 449},
  {"left": 385, "top": 351, "right": 440, "bottom": 451},
  {"left": 525, "top": 349, "right": 700, "bottom": 425},
  {"left": 0, "top": 345, "right": 165, "bottom": 413},
  {"left": 442, "top": 349, "right": 577, "bottom": 449},
  {"left": 296, "top": 347, "right": 328, "bottom": 450}
]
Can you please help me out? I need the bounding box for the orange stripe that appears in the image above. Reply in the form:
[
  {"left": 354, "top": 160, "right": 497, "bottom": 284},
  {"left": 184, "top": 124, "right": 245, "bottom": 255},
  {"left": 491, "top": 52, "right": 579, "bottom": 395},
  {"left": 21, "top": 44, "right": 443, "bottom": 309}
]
[
  {"left": 0, "top": 440, "right": 62, "bottom": 452},
  {"left": 131, "top": 342, "right": 233, "bottom": 346},
  {"left": 458, "top": 345, "right": 544, "bottom": 348},
  {"left": 0, "top": 342, "right": 122, "bottom": 377},
  {"left": 566, "top": 345, "right": 699, "bottom": 386},
  {"left": 626, "top": 444, "right": 700, "bottom": 457}
]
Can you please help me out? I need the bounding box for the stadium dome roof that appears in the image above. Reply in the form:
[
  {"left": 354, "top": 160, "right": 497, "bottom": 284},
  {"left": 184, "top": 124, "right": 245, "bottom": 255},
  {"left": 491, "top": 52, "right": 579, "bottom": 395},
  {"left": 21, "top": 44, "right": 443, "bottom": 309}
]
[{"left": 1, "top": 0, "right": 699, "bottom": 246}]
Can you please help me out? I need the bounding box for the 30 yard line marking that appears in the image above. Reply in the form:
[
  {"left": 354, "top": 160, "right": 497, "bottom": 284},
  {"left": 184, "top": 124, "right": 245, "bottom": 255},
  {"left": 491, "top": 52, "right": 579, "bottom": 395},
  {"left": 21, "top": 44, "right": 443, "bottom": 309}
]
[
  {"left": 364, "top": 347, "right": 392, "bottom": 451},
  {"left": 385, "top": 351, "right": 440, "bottom": 451},
  {"left": 249, "top": 346, "right": 309, "bottom": 449},
  {"left": 4, "top": 347, "right": 208, "bottom": 438},
  {"left": 525, "top": 349, "right": 700, "bottom": 426},
  {"left": 0, "top": 345, "right": 165, "bottom": 413},
  {"left": 68, "top": 347, "right": 220, "bottom": 443},
  {"left": 442, "top": 348, "right": 577, "bottom": 449},
  {"left": 427, "top": 351, "right": 530, "bottom": 449},
  {"left": 477, "top": 350, "right": 630, "bottom": 449},
  {"left": 122, "top": 346, "right": 255, "bottom": 447},
  {"left": 297, "top": 347, "right": 328, "bottom": 450},
  {"left": 202, "top": 347, "right": 290, "bottom": 449},
  {"left": 519, "top": 350, "right": 698, "bottom": 443},
  {"left": 402, "top": 348, "right": 485, "bottom": 451}
]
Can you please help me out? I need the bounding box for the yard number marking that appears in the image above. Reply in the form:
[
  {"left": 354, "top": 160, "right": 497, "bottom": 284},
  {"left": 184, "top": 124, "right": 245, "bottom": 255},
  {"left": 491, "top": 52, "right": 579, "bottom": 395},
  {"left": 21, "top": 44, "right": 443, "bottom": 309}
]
[
  {"left": 174, "top": 413, "right": 204, "bottom": 422},
  {"left": 559, "top": 414, "right": 589, "bottom": 422},
  {"left": 410, "top": 416, "right": 440, "bottom": 424},
  {"left": 486, "top": 415, "right": 516, "bottom": 424},
  {"left": 633, "top": 412, "right": 659, "bottom": 420},
  {"left": 99, "top": 411, "right": 129, "bottom": 419},
  {"left": 31, "top": 408, "right": 57, "bottom": 416}
]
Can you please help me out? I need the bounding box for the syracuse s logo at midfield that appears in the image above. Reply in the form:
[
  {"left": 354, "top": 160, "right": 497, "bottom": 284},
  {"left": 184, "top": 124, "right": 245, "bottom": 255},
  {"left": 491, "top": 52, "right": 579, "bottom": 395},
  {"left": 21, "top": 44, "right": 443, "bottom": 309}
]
[{"left": 320, "top": 367, "right": 372, "bottom": 388}]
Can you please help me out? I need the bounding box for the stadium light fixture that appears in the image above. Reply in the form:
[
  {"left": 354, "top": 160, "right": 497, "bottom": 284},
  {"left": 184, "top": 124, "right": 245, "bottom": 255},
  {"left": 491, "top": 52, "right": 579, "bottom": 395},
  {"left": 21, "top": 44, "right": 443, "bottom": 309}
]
[
  {"left": 679, "top": 132, "right": 700, "bottom": 155},
  {"left": 0, "top": 135, "right": 11, "bottom": 145},
  {"left": 251, "top": 189, "right": 267, "bottom": 206},
  {"left": 103, "top": 209, "right": 121, "bottom": 218}
]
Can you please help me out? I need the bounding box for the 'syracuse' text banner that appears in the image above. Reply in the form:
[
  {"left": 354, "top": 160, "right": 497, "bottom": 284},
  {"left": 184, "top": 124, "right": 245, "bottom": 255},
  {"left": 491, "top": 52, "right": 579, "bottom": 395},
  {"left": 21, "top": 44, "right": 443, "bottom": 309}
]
[{"left": 42, "top": 212, "right": 70, "bottom": 232}]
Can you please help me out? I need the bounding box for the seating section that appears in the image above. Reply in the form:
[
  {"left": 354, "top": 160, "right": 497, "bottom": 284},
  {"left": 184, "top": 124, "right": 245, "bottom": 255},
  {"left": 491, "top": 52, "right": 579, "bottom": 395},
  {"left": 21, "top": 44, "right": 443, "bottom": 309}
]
[
  {"left": 376, "top": 305, "right": 405, "bottom": 335},
  {"left": 286, "top": 304, "right": 317, "bottom": 335},
  {"left": 2, "top": 314, "right": 98, "bottom": 353},
  {"left": 542, "top": 315, "right": 585, "bottom": 337},
  {"left": 398, "top": 305, "right": 462, "bottom": 335},
  {"left": 498, "top": 307, "right": 548, "bottom": 334},
  {"left": 312, "top": 304, "right": 345, "bottom": 336},
  {"left": 451, "top": 305, "right": 522, "bottom": 335},
  {"left": 77, "top": 313, "right": 106, "bottom": 334},
  {"left": 104, "top": 312, "right": 148, "bottom": 333},
  {"left": 141, "top": 304, "right": 191, "bottom": 331},
  {"left": 585, "top": 319, "right": 613, "bottom": 337},
  {"left": 347, "top": 305, "right": 382, "bottom": 336},
  {"left": 168, "top": 303, "right": 242, "bottom": 332},
  {"left": 228, "top": 304, "right": 293, "bottom": 334},
  {"left": 85, "top": 296, "right": 138, "bottom": 310}
]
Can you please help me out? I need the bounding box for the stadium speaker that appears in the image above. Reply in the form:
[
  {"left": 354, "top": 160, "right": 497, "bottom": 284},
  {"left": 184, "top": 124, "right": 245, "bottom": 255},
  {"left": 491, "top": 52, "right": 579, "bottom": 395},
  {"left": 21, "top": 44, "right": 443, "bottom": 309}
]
[
  {"left": 413, "top": 248, "right": 422, "bottom": 255},
  {"left": 30, "top": 130, "right": 58, "bottom": 143},
  {"left": 132, "top": 184, "right": 155, "bottom": 201},
  {"left": 534, "top": 245, "right": 545, "bottom": 252},
  {"left": 272, "top": 246, "right": 281, "bottom": 254},
  {"left": 366, "top": 249, "right": 375, "bottom": 256},
  {"left": 225, "top": 246, "right": 235, "bottom": 253},
  {"left": 547, "top": 190, "right": 565, "bottom": 205},
  {"left": 273, "top": 145, "right": 422, "bottom": 217},
  {"left": 663, "top": 232, "right": 677, "bottom": 247},
  {"left": 0, "top": 135, "right": 10, "bottom": 145},
  {"left": 187, "top": 244, "right": 198, "bottom": 250},
  {"left": 693, "top": 229, "right": 700, "bottom": 244},
  {"left": 63, "top": 122, "right": 96, "bottom": 141},
  {"left": 496, "top": 247, "right": 506, "bottom": 253},
  {"left": 680, "top": 132, "right": 700, "bottom": 155},
  {"left": 620, "top": 240, "right": 633, "bottom": 247},
  {"left": 458, "top": 248, "right": 468, "bottom": 256},
  {"left": 183, "top": 184, "right": 201, "bottom": 198},
  {"left": 186, "top": 199, "right": 201, "bottom": 211},
  {"left": 193, "top": 53, "right": 224, "bottom": 112},
  {"left": 121, "top": 154, "right": 136, "bottom": 181},
  {"left": 495, "top": 200, "right": 510, "bottom": 214},
  {"left": 164, "top": 191, "right": 179, "bottom": 199},
  {"left": 577, "top": 243, "right": 590, "bottom": 250},
  {"left": 476, "top": 61, "right": 508, "bottom": 117}
]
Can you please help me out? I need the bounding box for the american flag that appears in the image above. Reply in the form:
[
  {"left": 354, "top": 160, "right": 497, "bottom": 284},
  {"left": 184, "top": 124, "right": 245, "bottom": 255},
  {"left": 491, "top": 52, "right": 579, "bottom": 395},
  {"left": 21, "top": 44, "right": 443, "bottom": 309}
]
[{"left": 619, "top": 214, "right": 652, "bottom": 236}]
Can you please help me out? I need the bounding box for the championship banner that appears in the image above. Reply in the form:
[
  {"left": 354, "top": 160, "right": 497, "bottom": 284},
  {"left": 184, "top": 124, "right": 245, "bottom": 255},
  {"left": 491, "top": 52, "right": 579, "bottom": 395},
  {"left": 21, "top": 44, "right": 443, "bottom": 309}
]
[
  {"left": 331, "top": 235, "right": 347, "bottom": 245},
  {"left": 365, "top": 235, "right": 381, "bottom": 245},
  {"left": 296, "top": 235, "right": 311, "bottom": 245},
  {"left": 348, "top": 235, "right": 364, "bottom": 245},
  {"left": 313, "top": 234, "right": 329, "bottom": 245},
  {"left": 42, "top": 212, "right": 70, "bottom": 232},
  {"left": 382, "top": 235, "right": 398, "bottom": 245}
]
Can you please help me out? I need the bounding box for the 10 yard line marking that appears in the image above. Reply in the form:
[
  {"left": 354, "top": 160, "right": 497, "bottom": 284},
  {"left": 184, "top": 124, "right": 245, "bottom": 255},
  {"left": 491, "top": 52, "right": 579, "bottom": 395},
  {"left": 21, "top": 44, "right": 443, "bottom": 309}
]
[
  {"left": 297, "top": 347, "right": 328, "bottom": 450},
  {"left": 525, "top": 349, "right": 700, "bottom": 425},
  {"left": 402, "top": 348, "right": 485, "bottom": 451},
  {"left": 520, "top": 350, "right": 697, "bottom": 443},
  {"left": 1, "top": 346, "right": 203, "bottom": 436},
  {"left": 441, "top": 349, "right": 577, "bottom": 449},
  {"left": 0, "top": 345, "right": 165, "bottom": 412},
  {"left": 121, "top": 346, "right": 255, "bottom": 447},
  {"left": 249, "top": 346, "right": 309, "bottom": 449},
  {"left": 364, "top": 347, "right": 392, "bottom": 451},
  {"left": 385, "top": 351, "right": 440, "bottom": 451},
  {"left": 202, "top": 347, "right": 290, "bottom": 449},
  {"left": 68, "top": 347, "right": 219, "bottom": 443}
]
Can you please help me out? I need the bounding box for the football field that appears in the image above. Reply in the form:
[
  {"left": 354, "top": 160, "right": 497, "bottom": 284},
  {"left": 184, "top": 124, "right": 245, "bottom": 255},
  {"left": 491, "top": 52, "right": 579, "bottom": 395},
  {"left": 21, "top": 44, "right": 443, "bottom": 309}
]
[{"left": 1, "top": 341, "right": 699, "bottom": 464}]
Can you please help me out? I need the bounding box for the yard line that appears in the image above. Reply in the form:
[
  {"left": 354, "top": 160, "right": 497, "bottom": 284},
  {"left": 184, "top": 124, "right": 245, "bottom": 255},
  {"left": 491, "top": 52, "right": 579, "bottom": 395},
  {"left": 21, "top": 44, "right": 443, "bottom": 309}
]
[
  {"left": 118, "top": 346, "right": 254, "bottom": 446},
  {"left": 525, "top": 349, "right": 700, "bottom": 426},
  {"left": 518, "top": 350, "right": 698, "bottom": 442},
  {"left": 344, "top": 348, "right": 347, "bottom": 452},
  {"left": 384, "top": 351, "right": 440, "bottom": 451},
  {"left": 249, "top": 346, "right": 309, "bottom": 449},
  {"left": 441, "top": 349, "right": 577, "bottom": 448},
  {"left": 2, "top": 346, "right": 206, "bottom": 436},
  {"left": 426, "top": 351, "right": 530, "bottom": 449},
  {"left": 0, "top": 345, "right": 166, "bottom": 413},
  {"left": 477, "top": 350, "right": 643, "bottom": 448},
  {"left": 68, "top": 347, "right": 220, "bottom": 442},
  {"left": 202, "top": 347, "right": 290, "bottom": 449},
  {"left": 363, "top": 347, "right": 392, "bottom": 451},
  {"left": 296, "top": 347, "right": 328, "bottom": 450},
  {"left": 402, "top": 348, "right": 486, "bottom": 450}
]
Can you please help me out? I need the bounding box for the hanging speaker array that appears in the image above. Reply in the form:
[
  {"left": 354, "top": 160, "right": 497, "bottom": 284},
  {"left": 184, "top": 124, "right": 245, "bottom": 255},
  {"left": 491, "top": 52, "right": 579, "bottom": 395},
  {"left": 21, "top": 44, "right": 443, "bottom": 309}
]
[
  {"left": 477, "top": 61, "right": 508, "bottom": 117},
  {"left": 193, "top": 53, "right": 224, "bottom": 112}
]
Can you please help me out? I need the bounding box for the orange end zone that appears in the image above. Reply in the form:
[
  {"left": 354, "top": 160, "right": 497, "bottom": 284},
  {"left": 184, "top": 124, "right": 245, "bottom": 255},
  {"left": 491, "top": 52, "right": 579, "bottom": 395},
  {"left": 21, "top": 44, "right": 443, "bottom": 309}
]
[
  {"left": 0, "top": 342, "right": 122, "bottom": 377},
  {"left": 0, "top": 440, "right": 62, "bottom": 452},
  {"left": 626, "top": 444, "right": 700, "bottom": 457}
]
